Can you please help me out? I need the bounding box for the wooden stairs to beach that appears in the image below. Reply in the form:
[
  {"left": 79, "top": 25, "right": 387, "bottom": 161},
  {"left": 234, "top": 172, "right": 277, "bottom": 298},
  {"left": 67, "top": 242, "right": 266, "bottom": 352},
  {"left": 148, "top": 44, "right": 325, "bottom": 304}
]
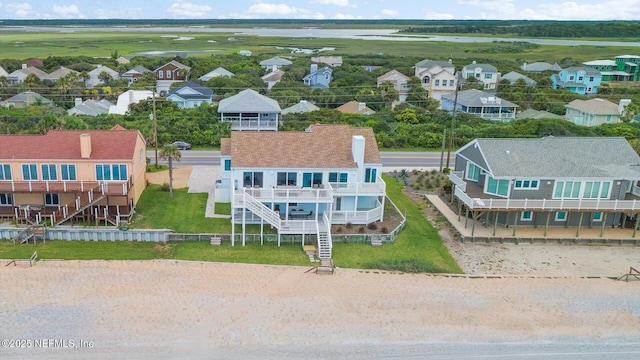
[
  {"left": 52, "top": 186, "right": 105, "bottom": 226},
  {"left": 617, "top": 267, "right": 640, "bottom": 282},
  {"left": 13, "top": 225, "right": 47, "bottom": 244}
]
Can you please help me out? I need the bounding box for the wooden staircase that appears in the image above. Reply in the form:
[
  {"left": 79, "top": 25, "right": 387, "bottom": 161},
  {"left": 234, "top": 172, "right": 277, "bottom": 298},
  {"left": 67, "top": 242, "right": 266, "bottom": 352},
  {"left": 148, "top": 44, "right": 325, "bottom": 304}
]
[
  {"left": 242, "top": 192, "right": 282, "bottom": 230},
  {"left": 317, "top": 213, "right": 333, "bottom": 260},
  {"left": 52, "top": 186, "right": 105, "bottom": 226}
]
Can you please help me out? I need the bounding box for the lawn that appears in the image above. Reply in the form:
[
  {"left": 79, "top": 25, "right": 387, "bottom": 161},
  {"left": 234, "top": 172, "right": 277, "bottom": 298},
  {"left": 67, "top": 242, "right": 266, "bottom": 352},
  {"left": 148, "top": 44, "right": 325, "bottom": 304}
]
[
  {"left": 1, "top": 176, "right": 462, "bottom": 272},
  {"left": 332, "top": 174, "right": 462, "bottom": 273}
]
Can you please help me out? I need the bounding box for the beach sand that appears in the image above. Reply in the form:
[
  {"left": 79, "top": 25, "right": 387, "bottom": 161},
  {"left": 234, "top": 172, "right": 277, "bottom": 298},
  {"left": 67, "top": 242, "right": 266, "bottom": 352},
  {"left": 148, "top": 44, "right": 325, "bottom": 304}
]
[{"left": 2, "top": 260, "right": 640, "bottom": 359}]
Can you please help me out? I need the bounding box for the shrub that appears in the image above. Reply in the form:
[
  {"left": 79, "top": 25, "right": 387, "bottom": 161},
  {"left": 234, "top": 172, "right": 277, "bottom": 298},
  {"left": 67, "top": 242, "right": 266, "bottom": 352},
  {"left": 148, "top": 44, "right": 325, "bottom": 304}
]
[
  {"left": 363, "top": 259, "right": 447, "bottom": 273},
  {"left": 358, "top": 226, "right": 366, "bottom": 233},
  {"left": 412, "top": 169, "right": 419, "bottom": 175},
  {"left": 158, "top": 183, "right": 171, "bottom": 192},
  {"left": 381, "top": 226, "right": 389, "bottom": 234},
  {"left": 367, "top": 222, "right": 378, "bottom": 230},
  {"left": 335, "top": 226, "right": 343, "bottom": 233},
  {"left": 431, "top": 169, "right": 438, "bottom": 175},
  {"left": 346, "top": 222, "right": 353, "bottom": 229}
]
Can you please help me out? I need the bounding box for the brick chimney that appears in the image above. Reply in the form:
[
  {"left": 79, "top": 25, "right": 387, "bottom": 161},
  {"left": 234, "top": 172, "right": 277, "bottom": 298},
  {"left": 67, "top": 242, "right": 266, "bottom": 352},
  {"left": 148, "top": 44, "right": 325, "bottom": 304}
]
[{"left": 80, "top": 133, "right": 92, "bottom": 159}]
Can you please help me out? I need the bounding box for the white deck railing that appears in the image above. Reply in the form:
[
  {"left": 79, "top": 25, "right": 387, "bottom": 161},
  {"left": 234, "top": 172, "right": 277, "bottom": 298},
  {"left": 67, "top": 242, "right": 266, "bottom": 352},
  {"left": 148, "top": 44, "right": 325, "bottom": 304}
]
[
  {"left": 238, "top": 186, "right": 333, "bottom": 204},
  {"left": 330, "top": 178, "right": 385, "bottom": 196},
  {"left": 454, "top": 186, "right": 640, "bottom": 211},
  {"left": 448, "top": 171, "right": 467, "bottom": 192},
  {"left": 332, "top": 202, "right": 383, "bottom": 224}
]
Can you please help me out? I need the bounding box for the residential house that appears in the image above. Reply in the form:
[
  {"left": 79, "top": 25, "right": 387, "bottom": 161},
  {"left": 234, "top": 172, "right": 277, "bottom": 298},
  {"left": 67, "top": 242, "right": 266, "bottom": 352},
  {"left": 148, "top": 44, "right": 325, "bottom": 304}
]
[
  {"left": 361, "top": 65, "right": 382, "bottom": 72},
  {"left": 238, "top": 50, "right": 252, "bottom": 56},
  {"left": 616, "top": 55, "right": 640, "bottom": 81},
  {"left": 121, "top": 66, "right": 151, "bottom": 85},
  {"left": 564, "top": 98, "right": 626, "bottom": 126},
  {"left": 0, "top": 91, "right": 53, "bottom": 108},
  {"left": 521, "top": 62, "right": 562, "bottom": 73},
  {"left": 67, "top": 98, "right": 114, "bottom": 116},
  {"left": 86, "top": 65, "right": 120, "bottom": 88},
  {"left": 441, "top": 89, "right": 517, "bottom": 121},
  {"left": 25, "top": 58, "right": 44, "bottom": 68},
  {"left": 259, "top": 57, "right": 292, "bottom": 71},
  {"left": 501, "top": 71, "right": 537, "bottom": 86},
  {"left": 42, "top": 67, "right": 79, "bottom": 82},
  {"left": 216, "top": 124, "right": 385, "bottom": 260},
  {"left": 303, "top": 64, "right": 333, "bottom": 89},
  {"left": 261, "top": 69, "right": 285, "bottom": 91},
  {"left": 583, "top": 60, "right": 626, "bottom": 81},
  {"left": 6, "top": 65, "right": 48, "bottom": 85},
  {"left": 0, "top": 127, "right": 147, "bottom": 226},
  {"left": 461, "top": 61, "right": 501, "bottom": 90},
  {"left": 116, "top": 56, "right": 133, "bottom": 65},
  {"left": 166, "top": 81, "right": 213, "bottom": 108},
  {"left": 108, "top": 90, "right": 155, "bottom": 115},
  {"left": 0, "top": 66, "right": 9, "bottom": 78},
  {"left": 282, "top": 100, "right": 320, "bottom": 115},
  {"left": 336, "top": 101, "right": 376, "bottom": 115},
  {"left": 414, "top": 59, "right": 457, "bottom": 100},
  {"left": 550, "top": 67, "right": 601, "bottom": 95},
  {"left": 218, "top": 89, "right": 281, "bottom": 131},
  {"left": 311, "top": 56, "right": 342, "bottom": 67},
  {"left": 198, "top": 67, "right": 234, "bottom": 81},
  {"left": 377, "top": 70, "right": 410, "bottom": 102},
  {"left": 448, "top": 137, "right": 640, "bottom": 237},
  {"left": 154, "top": 60, "right": 191, "bottom": 94},
  {"left": 515, "top": 108, "right": 562, "bottom": 120}
]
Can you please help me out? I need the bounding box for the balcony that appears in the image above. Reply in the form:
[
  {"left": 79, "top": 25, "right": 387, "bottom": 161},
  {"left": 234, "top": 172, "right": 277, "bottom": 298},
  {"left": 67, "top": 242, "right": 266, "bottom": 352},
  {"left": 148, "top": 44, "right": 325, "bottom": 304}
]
[
  {"left": 0, "top": 178, "right": 132, "bottom": 196},
  {"left": 330, "top": 178, "right": 385, "bottom": 197},
  {"left": 332, "top": 204, "right": 383, "bottom": 225},
  {"left": 234, "top": 186, "right": 333, "bottom": 205},
  {"left": 226, "top": 119, "right": 278, "bottom": 131}
]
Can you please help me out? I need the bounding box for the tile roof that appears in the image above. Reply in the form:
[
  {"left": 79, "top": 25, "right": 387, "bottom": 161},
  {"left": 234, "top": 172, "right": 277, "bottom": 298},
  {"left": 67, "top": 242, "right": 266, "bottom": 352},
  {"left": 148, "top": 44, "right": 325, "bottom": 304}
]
[
  {"left": 415, "top": 59, "right": 454, "bottom": 70},
  {"left": 0, "top": 129, "right": 142, "bottom": 161},
  {"left": 220, "top": 138, "right": 231, "bottom": 156},
  {"left": 67, "top": 99, "right": 114, "bottom": 116},
  {"left": 282, "top": 100, "right": 320, "bottom": 114},
  {"left": 167, "top": 81, "right": 213, "bottom": 99},
  {"left": 226, "top": 124, "right": 380, "bottom": 168},
  {"left": 2, "top": 91, "right": 52, "bottom": 105},
  {"left": 468, "top": 137, "right": 640, "bottom": 178},
  {"left": 501, "top": 71, "right": 537, "bottom": 85},
  {"left": 43, "top": 66, "right": 78, "bottom": 80},
  {"left": 562, "top": 66, "right": 601, "bottom": 76},
  {"left": 218, "top": 89, "right": 281, "bottom": 113},
  {"left": 198, "top": 67, "right": 234, "bottom": 80},
  {"left": 259, "top": 57, "right": 293, "bottom": 66},
  {"left": 463, "top": 63, "right": 498, "bottom": 72},
  {"left": 377, "top": 70, "right": 409, "bottom": 83},
  {"left": 565, "top": 98, "right": 619, "bottom": 115}
]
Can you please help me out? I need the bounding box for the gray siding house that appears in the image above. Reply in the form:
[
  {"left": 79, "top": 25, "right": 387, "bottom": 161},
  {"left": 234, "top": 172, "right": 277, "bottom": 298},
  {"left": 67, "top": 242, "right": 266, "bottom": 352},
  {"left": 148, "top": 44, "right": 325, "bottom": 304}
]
[
  {"left": 449, "top": 137, "right": 640, "bottom": 237},
  {"left": 218, "top": 89, "right": 281, "bottom": 131},
  {"left": 303, "top": 65, "right": 332, "bottom": 89}
]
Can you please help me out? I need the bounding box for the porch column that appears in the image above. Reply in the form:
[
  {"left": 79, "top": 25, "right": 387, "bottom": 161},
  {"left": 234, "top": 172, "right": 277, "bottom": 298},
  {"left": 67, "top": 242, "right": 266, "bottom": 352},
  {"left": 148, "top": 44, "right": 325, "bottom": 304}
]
[
  {"left": 634, "top": 213, "right": 640, "bottom": 238},
  {"left": 260, "top": 208, "right": 264, "bottom": 246},
  {"left": 457, "top": 201, "right": 462, "bottom": 222},
  {"left": 565, "top": 212, "right": 571, "bottom": 228},
  {"left": 231, "top": 206, "right": 235, "bottom": 246},
  {"left": 622, "top": 213, "right": 627, "bottom": 229},
  {"left": 512, "top": 211, "right": 519, "bottom": 237},
  {"left": 242, "top": 203, "right": 246, "bottom": 247},
  {"left": 464, "top": 207, "right": 469, "bottom": 228},
  {"left": 471, "top": 211, "right": 476, "bottom": 237},
  {"left": 544, "top": 212, "right": 551, "bottom": 237},
  {"left": 493, "top": 211, "right": 499, "bottom": 236},
  {"left": 600, "top": 212, "right": 607, "bottom": 238},
  {"left": 576, "top": 212, "right": 584, "bottom": 238}
]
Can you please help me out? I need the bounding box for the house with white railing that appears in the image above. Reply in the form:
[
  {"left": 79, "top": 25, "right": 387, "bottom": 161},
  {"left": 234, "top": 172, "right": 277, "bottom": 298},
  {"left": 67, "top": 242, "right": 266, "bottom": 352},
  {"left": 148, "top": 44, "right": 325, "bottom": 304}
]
[
  {"left": 441, "top": 89, "right": 517, "bottom": 121},
  {"left": 449, "top": 137, "right": 640, "bottom": 237},
  {"left": 215, "top": 124, "right": 386, "bottom": 260},
  {"left": 0, "top": 126, "right": 147, "bottom": 226},
  {"left": 218, "top": 89, "right": 281, "bottom": 131}
]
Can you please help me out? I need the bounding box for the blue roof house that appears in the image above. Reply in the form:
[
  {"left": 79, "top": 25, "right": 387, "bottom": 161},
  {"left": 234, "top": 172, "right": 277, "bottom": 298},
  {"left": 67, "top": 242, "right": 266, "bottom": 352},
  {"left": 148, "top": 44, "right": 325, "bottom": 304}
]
[
  {"left": 550, "top": 67, "right": 601, "bottom": 95},
  {"left": 303, "top": 64, "right": 333, "bottom": 89},
  {"left": 166, "top": 81, "right": 213, "bottom": 108}
]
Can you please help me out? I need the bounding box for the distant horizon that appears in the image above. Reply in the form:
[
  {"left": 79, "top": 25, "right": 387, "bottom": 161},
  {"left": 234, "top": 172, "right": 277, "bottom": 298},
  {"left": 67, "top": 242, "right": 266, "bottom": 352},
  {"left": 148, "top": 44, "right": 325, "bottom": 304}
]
[{"left": 1, "top": 1, "right": 639, "bottom": 21}]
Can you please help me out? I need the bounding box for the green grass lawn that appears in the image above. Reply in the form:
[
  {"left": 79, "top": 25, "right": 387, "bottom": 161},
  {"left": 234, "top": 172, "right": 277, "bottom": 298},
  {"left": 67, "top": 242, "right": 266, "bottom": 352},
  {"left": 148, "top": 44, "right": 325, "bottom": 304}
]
[
  {"left": 332, "top": 174, "right": 461, "bottom": 273},
  {"left": 0, "top": 176, "right": 460, "bottom": 272}
]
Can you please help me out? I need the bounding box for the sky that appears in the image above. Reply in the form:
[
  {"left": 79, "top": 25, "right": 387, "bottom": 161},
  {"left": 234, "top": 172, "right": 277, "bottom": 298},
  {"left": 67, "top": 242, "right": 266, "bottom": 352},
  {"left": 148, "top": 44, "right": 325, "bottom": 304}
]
[{"left": 1, "top": 0, "right": 640, "bottom": 21}]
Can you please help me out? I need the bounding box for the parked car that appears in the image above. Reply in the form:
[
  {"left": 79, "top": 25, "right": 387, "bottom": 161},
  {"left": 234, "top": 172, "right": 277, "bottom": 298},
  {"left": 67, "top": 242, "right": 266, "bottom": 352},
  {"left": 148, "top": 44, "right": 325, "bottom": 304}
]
[{"left": 171, "top": 141, "right": 191, "bottom": 150}]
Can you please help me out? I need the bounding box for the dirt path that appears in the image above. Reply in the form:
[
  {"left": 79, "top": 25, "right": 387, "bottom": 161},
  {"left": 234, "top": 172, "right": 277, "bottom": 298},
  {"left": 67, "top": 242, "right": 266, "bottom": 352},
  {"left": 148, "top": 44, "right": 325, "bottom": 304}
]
[{"left": 145, "top": 166, "right": 192, "bottom": 188}]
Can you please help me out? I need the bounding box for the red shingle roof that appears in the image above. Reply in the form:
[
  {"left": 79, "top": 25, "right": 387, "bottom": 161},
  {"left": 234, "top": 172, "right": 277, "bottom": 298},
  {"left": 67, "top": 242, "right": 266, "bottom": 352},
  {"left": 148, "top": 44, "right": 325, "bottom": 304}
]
[
  {"left": 227, "top": 124, "right": 380, "bottom": 168},
  {"left": 0, "top": 129, "right": 142, "bottom": 161}
]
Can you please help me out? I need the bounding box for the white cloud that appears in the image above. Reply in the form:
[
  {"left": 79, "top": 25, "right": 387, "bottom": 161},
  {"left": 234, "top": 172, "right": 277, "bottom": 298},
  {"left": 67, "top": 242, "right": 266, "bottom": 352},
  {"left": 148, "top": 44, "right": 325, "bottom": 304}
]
[
  {"left": 248, "top": 3, "right": 302, "bottom": 15},
  {"left": 381, "top": 9, "right": 398, "bottom": 16},
  {"left": 52, "top": 4, "right": 85, "bottom": 19},
  {"left": 6, "top": 2, "right": 39, "bottom": 18},
  {"left": 333, "top": 12, "right": 362, "bottom": 19},
  {"left": 523, "top": 1, "right": 640, "bottom": 20},
  {"left": 457, "top": 0, "right": 517, "bottom": 19},
  {"left": 424, "top": 11, "right": 455, "bottom": 20},
  {"left": 94, "top": 7, "right": 144, "bottom": 19},
  {"left": 310, "top": 0, "right": 350, "bottom": 6},
  {"left": 167, "top": 2, "right": 212, "bottom": 18}
]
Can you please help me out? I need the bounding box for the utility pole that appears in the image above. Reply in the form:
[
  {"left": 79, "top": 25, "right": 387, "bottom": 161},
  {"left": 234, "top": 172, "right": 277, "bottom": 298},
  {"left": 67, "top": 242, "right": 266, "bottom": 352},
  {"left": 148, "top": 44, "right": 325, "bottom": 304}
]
[
  {"left": 152, "top": 86, "right": 158, "bottom": 168},
  {"left": 439, "top": 128, "right": 446, "bottom": 172},
  {"left": 446, "top": 72, "right": 461, "bottom": 170}
]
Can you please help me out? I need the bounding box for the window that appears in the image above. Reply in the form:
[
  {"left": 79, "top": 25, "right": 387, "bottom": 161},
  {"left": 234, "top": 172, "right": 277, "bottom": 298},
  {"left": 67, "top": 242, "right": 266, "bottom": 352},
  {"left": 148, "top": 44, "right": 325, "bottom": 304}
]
[
  {"left": 593, "top": 212, "right": 602, "bottom": 222},
  {"left": 41, "top": 164, "right": 57, "bottom": 181},
  {"left": 224, "top": 159, "right": 231, "bottom": 171},
  {"left": 158, "top": 70, "right": 164, "bottom": 79},
  {"left": 324, "top": 73, "right": 329, "bottom": 80},
  {"left": 0, "top": 164, "right": 11, "bottom": 180},
  {"left": 0, "top": 193, "right": 12, "bottom": 206},
  {"left": 484, "top": 73, "right": 493, "bottom": 79},
  {"left": 61, "top": 164, "right": 77, "bottom": 181},
  {"left": 589, "top": 76, "right": 594, "bottom": 82},
  {"left": 329, "top": 172, "right": 348, "bottom": 183},
  {"left": 435, "top": 79, "right": 440, "bottom": 86},
  {"left": 449, "top": 79, "right": 455, "bottom": 86},
  {"left": 577, "top": 76, "right": 583, "bottom": 81},
  {"left": 486, "top": 177, "right": 509, "bottom": 197},
  {"left": 569, "top": 76, "right": 575, "bottom": 81},
  {"left": 277, "top": 172, "right": 297, "bottom": 186},
  {"left": 583, "top": 181, "right": 610, "bottom": 198},
  {"left": 243, "top": 171, "right": 263, "bottom": 187},
  {"left": 44, "top": 193, "right": 59, "bottom": 206},
  {"left": 422, "top": 76, "right": 430, "bottom": 84},
  {"left": 365, "top": 168, "right": 377, "bottom": 183},
  {"left": 302, "top": 172, "right": 322, "bottom": 187},
  {"left": 521, "top": 211, "right": 532, "bottom": 221},
  {"left": 556, "top": 211, "right": 567, "bottom": 221},
  {"left": 466, "top": 72, "right": 474, "bottom": 78},
  {"left": 514, "top": 179, "right": 539, "bottom": 190},
  {"left": 96, "top": 164, "right": 128, "bottom": 181},
  {"left": 466, "top": 163, "right": 481, "bottom": 181},
  {"left": 554, "top": 181, "right": 581, "bottom": 199},
  {"left": 22, "top": 164, "right": 38, "bottom": 181}
]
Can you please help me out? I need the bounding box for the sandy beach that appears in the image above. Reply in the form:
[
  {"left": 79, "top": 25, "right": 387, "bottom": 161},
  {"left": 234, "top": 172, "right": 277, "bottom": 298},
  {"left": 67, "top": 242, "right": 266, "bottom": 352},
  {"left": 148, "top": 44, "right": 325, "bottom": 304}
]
[{"left": 2, "top": 260, "right": 640, "bottom": 359}]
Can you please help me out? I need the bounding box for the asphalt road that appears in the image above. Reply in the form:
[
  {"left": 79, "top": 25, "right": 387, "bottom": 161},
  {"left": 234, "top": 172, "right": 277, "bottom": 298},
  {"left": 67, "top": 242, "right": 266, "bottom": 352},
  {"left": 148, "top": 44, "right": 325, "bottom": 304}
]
[{"left": 147, "top": 150, "right": 455, "bottom": 169}]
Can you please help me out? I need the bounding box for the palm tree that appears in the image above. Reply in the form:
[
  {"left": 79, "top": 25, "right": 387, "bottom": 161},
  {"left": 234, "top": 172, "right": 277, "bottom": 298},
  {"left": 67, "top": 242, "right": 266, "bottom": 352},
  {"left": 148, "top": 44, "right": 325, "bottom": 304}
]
[
  {"left": 98, "top": 71, "right": 113, "bottom": 85},
  {"left": 159, "top": 144, "right": 182, "bottom": 199}
]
